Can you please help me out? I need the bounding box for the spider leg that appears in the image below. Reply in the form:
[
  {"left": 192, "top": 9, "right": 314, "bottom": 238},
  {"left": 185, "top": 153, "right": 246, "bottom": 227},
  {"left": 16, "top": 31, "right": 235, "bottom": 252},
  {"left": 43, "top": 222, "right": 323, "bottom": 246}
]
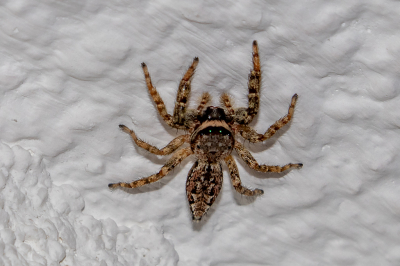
[
  {"left": 220, "top": 93, "right": 235, "bottom": 117},
  {"left": 109, "top": 147, "right": 192, "bottom": 189},
  {"left": 239, "top": 94, "right": 298, "bottom": 143},
  {"left": 141, "top": 62, "right": 178, "bottom": 129},
  {"left": 234, "top": 142, "right": 302, "bottom": 173},
  {"left": 234, "top": 40, "right": 261, "bottom": 125},
  {"left": 173, "top": 57, "right": 199, "bottom": 127},
  {"left": 197, "top": 92, "right": 211, "bottom": 113},
  {"left": 247, "top": 40, "right": 261, "bottom": 123},
  {"left": 142, "top": 63, "right": 181, "bottom": 128},
  {"left": 182, "top": 92, "right": 211, "bottom": 129},
  {"left": 224, "top": 155, "right": 263, "bottom": 196},
  {"left": 119, "top": 124, "right": 189, "bottom": 155}
]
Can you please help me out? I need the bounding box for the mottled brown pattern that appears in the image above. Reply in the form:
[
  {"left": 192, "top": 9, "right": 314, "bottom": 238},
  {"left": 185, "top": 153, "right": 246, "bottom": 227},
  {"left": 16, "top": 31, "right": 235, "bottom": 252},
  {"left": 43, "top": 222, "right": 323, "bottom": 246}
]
[
  {"left": 186, "top": 161, "right": 223, "bottom": 221},
  {"left": 109, "top": 41, "right": 302, "bottom": 221},
  {"left": 190, "top": 120, "right": 234, "bottom": 163}
]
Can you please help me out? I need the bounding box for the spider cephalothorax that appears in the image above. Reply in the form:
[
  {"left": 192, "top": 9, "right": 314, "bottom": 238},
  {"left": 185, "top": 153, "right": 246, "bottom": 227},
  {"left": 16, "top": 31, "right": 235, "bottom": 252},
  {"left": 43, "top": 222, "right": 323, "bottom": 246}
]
[{"left": 109, "top": 41, "right": 302, "bottom": 221}]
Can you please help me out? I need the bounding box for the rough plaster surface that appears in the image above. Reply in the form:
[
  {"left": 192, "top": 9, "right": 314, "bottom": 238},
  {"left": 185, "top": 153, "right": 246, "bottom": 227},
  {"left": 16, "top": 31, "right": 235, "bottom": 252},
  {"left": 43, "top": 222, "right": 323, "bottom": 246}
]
[{"left": 1, "top": 0, "right": 400, "bottom": 265}]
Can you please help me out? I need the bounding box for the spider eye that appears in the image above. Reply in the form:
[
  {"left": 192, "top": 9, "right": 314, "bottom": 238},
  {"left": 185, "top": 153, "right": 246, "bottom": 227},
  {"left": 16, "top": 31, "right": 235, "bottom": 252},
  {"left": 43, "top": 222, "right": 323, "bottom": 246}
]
[
  {"left": 209, "top": 129, "right": 212, "bottom": 133},
  {"left": 219, "top": 130, "right": 222, "bottom": 133}
]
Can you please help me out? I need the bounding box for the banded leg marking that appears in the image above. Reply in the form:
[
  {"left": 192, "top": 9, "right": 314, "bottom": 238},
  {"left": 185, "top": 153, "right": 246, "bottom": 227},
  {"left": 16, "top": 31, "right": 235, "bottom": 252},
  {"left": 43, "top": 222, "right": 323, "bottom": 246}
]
[
  {"left": 224, "top": 155, "right": 263, "bottom": 196},
  {"left": 239, "top": 94, "right": 298, "bottom": 142},
  {"left": 142, "top": 62, "right": 175, "bottom": 128},
  {"left": 109, "top": 147, "right": 192, "bottom": 189},
  {"left": 119, "top": 124, "right": 188, "bottom": 155},
  {"left": 173, "top": 57, "right": 199, "bottom": 126},
  {"left": 234, "top": 142, "right": 302, "bottom": 173}
]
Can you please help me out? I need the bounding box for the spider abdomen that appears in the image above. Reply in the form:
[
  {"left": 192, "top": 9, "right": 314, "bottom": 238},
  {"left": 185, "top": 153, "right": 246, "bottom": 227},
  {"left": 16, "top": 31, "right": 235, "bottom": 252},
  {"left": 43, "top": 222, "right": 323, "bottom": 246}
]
[{"left": 186, "top": 161, "right": 223, "bottom": 221}]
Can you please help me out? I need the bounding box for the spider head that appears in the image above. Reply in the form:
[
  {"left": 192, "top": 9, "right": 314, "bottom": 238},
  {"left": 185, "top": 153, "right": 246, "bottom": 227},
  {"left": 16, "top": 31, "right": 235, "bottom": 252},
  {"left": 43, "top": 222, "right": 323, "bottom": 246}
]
[
  {"left": 191, "top": 125, "right": 234, "bottom": 163},
  {"left": 199, "top": 106, "right": 228, "bottom": 122},
  {"left": 191, "top": 108, "right": 235, "bottom": 163}
]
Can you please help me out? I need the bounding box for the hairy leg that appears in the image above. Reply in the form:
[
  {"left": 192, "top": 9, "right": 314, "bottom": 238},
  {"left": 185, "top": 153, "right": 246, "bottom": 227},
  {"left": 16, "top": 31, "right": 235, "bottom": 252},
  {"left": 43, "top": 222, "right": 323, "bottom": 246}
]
[
  {"left": 239, "top": 94, "right": 298, "bottom": 143},
  {"left": 173, "top": 57, "right": 199, "bottom": 126},
  {"left": 234, "top": 142, "right": 302, "bottom": 173},
  {"left": 183, "top": 92, "right": 211, "bottom": 129},
  {"left": 220, "top": 93, "right": 235, "bottom": 117},
  {"left": 119, "top": 124, "right": 189, "bottom": 155},
  {"left": 109, "top": 147, "right": 192, "bottom": 189},
  {"left": 141, "top": 62, "right": 176, "bottom": 128},
  {"left": 197, "top": 92, "right": 211, "bottom": 113},
  {"left": 234, "top": 40, "right": 261, "bottom": 125},
  {"left": 224, "top": 155, "right": 264, "bottom": 196}
]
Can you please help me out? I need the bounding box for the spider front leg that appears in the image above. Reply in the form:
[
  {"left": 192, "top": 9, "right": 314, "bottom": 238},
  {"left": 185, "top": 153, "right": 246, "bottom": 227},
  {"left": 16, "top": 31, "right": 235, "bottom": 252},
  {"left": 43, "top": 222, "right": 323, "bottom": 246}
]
[
  {"left": 234, "top": 142, "right": 302, "bottom": 173},
  {"left": 239, "top": 94, "right": 298, "bottom": 143},
  {"left": 196, "top": 92, "right": 211, "bottom": 114},
  {"left": 220, "top": 93, "right": 235, "bottom": 117},
  {"left": 141, "top": 62, "right": 176, "bottom": 128},
  {"left": 119, "top": 125, "right": 189, "bottom": 155},
  {"left": 234, "top": 40, "right": 261, "bottom": 125},
  {"left": 173, "top": 57, "right": 199, "bottom": 126},
  {"left": 109, "top": 147, "right": 192, "bottom": 189},
  {"left": 224, "top": 155, "right": 264, "bottom": 196}
]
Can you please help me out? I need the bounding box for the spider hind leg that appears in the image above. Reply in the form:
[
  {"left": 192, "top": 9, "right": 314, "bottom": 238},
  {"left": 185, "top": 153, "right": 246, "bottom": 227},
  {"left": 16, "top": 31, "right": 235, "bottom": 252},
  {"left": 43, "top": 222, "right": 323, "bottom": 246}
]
[
  {"left": 109, "top": 147, "right": 192, "bottom": 189},
  {"left": 224, "top": 155, "right": 264, "bottom": 196}
]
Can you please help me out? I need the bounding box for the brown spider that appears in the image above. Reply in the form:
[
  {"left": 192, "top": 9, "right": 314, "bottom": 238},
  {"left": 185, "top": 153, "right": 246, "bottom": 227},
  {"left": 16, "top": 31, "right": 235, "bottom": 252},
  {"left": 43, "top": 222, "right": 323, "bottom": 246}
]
[{"left": 109, "top": 41, "right": 302, "bottom": 221}]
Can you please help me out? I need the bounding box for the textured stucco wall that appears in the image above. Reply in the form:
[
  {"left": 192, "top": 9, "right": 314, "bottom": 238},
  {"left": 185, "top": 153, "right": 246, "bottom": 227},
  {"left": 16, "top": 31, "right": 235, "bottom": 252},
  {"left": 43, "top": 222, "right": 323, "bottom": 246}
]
[{"left": 1, "top": 0, "right": 400, "bottom": 265}]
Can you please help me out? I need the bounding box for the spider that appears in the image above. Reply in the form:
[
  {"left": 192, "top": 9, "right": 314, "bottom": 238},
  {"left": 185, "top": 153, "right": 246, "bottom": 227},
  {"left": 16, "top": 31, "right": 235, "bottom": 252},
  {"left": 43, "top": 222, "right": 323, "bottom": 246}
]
[{"left": 109, "top": 41, "right": 302, "bottom": 221}]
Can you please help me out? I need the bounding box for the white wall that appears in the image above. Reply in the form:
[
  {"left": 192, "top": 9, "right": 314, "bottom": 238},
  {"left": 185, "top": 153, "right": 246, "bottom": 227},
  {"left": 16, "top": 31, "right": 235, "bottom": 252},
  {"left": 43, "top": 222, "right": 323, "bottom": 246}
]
[{"left": 0, "top": 0, "right": 399, "bottom": 265}]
